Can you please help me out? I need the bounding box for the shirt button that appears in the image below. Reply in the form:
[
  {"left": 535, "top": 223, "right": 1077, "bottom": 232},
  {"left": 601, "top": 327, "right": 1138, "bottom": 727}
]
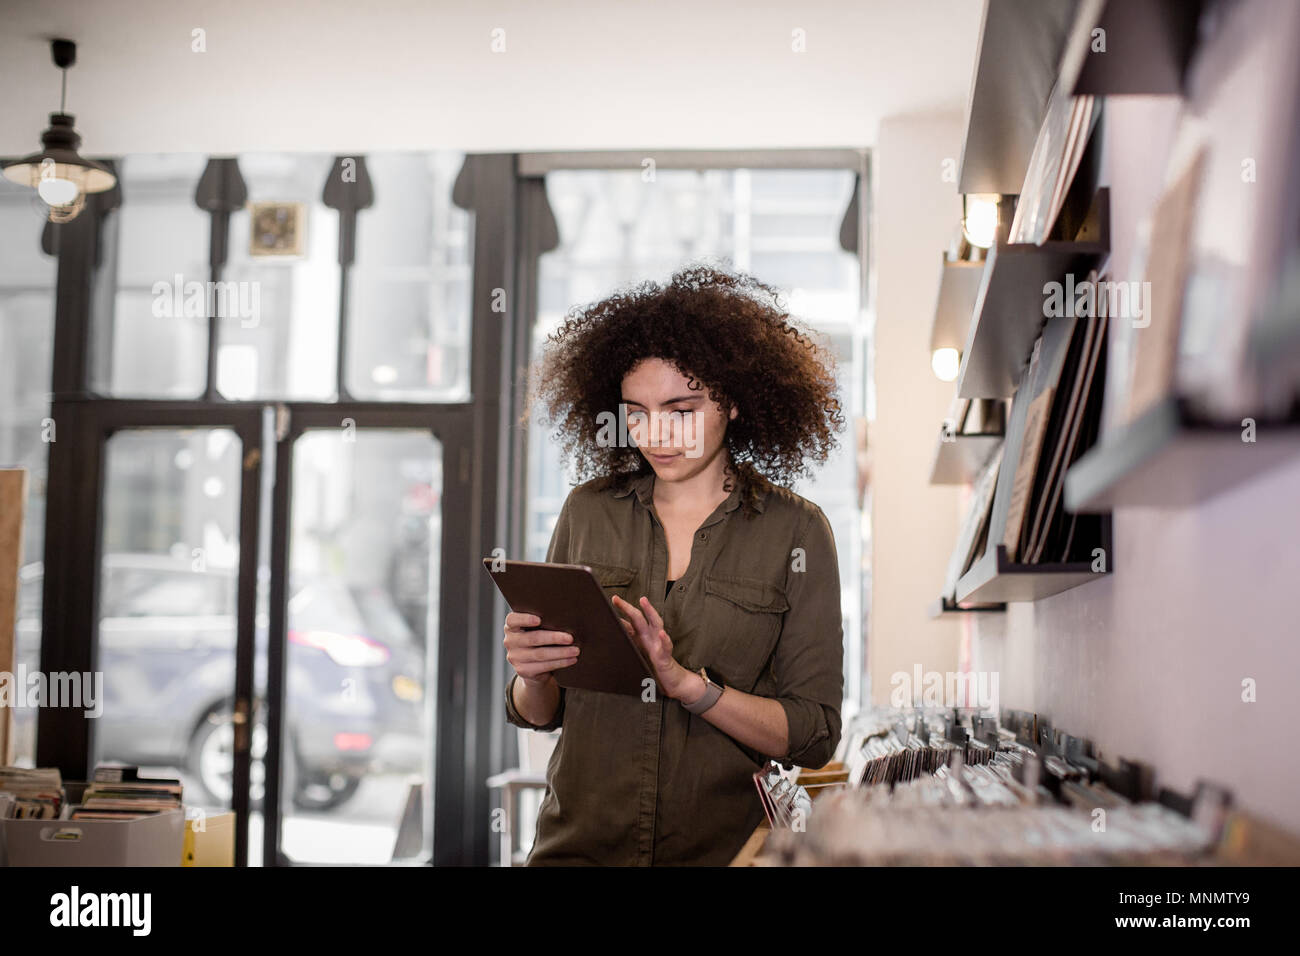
[
  {"left": 676, "top": 584, "right": 686, "bottom": 592},
  {"left": 698, "top": 531, "right": 708, "bottom": 541}
]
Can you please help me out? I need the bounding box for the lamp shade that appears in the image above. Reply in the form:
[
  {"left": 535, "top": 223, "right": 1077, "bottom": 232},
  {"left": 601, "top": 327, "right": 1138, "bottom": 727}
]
[{"left": 2, "top": 113, "right": 116, "bottom": 195}]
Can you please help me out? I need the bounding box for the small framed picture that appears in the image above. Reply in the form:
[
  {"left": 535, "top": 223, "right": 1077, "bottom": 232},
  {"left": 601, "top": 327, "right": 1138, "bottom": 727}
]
[{"left": 249, "top": 201, "right": 306, "bottom": 257}]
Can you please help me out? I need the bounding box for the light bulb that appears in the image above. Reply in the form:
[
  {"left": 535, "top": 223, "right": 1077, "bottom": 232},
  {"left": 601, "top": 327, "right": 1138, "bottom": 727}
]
[
  {"left": 931, "top": 347, "right": 960, "bottom": 382},
  {"left": 31, "top": 162, "right": 90, "bottom": 221},
  {"left": 962, "top": 194, "right": 1000, "bottom": 249},
  {"left": 38, "top": 175, "right": 79, "bottom": 206}
]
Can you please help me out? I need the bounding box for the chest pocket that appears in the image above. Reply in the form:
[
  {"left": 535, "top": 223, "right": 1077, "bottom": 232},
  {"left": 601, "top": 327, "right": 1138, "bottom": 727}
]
[
  {"left": 580, "top": 561, "right": 637, "bottom": 601},
  {"left": 699, "top": 573, "right": 789, "bottom": 692}
]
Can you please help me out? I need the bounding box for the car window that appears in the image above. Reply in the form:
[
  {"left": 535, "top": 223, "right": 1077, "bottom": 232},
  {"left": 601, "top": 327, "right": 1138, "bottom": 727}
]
[
  {"left": 288, "top": 580, "right": 367, "bottom": 635},
  {"left": 104, "top": 566, "right": 233, "bottom": 617}
]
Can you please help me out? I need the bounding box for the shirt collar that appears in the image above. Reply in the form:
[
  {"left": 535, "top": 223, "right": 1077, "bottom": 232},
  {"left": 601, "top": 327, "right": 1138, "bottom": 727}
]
[{"left": 611, "top": 467, "right": 768, "bottom": 514}]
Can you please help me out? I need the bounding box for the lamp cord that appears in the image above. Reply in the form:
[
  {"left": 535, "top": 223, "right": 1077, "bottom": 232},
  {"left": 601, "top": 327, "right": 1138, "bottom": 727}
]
[{"left": 60, "top": 69, "right": 67, "bottom": 113}]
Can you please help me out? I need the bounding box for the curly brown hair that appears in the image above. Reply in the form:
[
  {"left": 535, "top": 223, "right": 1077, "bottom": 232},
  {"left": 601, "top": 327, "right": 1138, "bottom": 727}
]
[{"left": 523, "top": 262, "right": 846, "bottom": 517}]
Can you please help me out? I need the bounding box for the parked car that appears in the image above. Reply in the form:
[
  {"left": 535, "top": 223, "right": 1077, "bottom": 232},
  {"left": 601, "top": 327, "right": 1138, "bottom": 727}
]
[{"left": 13, "top": 554, "right": 427, "bottom": 812}]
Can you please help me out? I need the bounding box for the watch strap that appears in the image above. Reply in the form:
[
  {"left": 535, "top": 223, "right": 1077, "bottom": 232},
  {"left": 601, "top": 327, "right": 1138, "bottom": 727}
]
[{"left": 683, "top": 667, "right": 723, "bottom": 715}]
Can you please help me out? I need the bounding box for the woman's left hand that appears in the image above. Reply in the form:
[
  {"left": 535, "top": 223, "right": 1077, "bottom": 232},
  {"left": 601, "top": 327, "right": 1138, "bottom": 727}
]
[{"left": 611, "top": 594, "right": 694, "bottom": 700}]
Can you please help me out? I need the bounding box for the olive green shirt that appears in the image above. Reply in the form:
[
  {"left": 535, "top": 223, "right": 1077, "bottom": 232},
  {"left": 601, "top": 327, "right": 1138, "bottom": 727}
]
[{"left": 505, "top": 468, "right": 845, "bottom": 866}]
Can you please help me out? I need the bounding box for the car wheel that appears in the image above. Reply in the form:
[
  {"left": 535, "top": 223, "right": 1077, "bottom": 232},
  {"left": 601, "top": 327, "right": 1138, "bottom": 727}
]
[
  {"left": 187, "top": 705, "right": 268, "bottom": 809},
  {"left": 188, "top": 705, "right": 361, "bottom": 813}
]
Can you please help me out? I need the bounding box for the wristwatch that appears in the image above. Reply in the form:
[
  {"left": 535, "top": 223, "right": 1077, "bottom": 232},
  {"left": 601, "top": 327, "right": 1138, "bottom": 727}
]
[{"left": 683, "top": 666, "right": 725, "bottom": 715}]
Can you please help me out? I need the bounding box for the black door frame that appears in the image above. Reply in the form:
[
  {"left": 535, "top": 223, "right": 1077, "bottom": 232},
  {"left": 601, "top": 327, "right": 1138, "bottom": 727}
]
[
  {"left": 41, "top": 398, "right": 265, "bottom": 864},
  {"left": 35, "top": 152, "right": 522, "bottom": 866},
  {"left": 262, "top": 403, "right": 474, "bottom": 866}
]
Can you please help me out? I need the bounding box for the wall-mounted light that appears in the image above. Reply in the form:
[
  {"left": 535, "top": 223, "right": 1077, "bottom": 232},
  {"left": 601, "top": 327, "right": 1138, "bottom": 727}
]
[
  {"left": 2, "top": 39, "right": 116, "bottom": 223},
  {"left": 961, "top": 193, "right": 1001, "bottom": 249},
  {"left": 931, "top": 347, "right": 961, "bottom": 382}
]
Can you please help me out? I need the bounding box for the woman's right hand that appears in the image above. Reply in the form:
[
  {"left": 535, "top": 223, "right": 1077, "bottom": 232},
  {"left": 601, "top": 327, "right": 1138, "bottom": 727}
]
[{"left": 503, "top": 611, "right": 580, "bottom": 687}]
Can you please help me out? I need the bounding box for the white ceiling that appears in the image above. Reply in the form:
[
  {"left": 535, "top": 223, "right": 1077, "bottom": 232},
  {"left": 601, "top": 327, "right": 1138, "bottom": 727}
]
[{"left": 0, "top": 0, "right": 981, "bottom": 156}]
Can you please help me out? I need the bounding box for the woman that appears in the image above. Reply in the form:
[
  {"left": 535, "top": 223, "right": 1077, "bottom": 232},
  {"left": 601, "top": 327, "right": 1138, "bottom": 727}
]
[{"left": 504, "top": 263, "right": 847, "bottom": 866}]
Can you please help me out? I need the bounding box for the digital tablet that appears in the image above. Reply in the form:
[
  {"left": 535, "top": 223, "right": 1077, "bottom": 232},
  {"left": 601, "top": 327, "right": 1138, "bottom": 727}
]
[{"left": 482, "top": 558, "right": 657, "bottom": 697}]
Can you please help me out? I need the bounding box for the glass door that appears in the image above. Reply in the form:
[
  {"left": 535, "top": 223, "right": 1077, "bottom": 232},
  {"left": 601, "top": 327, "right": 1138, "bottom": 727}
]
[
  {"left": 261, "top": 405, "right": 464, "bottom": 866},
  {"left": 274, "top": 424, "right": 441, "bottom": 864},
  {"left": 94, "top": 427, "right": 246, "bottom": 795},
  {"left": 87, "top": 405, "right": 266, "bottom": 867},
  {"left": 88, "top": 410, "right": 450, "bottom": 866}
]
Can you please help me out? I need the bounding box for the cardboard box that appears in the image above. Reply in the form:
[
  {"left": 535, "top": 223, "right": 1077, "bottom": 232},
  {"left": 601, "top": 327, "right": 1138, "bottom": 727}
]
[
  {"left": 3, "top": 807, "right": 184, "bottom": 866},
  {"left": 182, "top": 809, "right": 235, "bottom": 866}
]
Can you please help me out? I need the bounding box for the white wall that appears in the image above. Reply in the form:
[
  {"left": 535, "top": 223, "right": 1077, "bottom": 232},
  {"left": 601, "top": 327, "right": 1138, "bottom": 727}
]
[
  {"left": 975, "top": 92, "right": 1300, "bottom": 835},
  {"left": 872, "top": 76, "right": 1300, "bottom": 837},
  {"left": 0, "top": 1, "right": 981, "bottom": 155},
  {"left": 868, "top": 112, "right": 968, "bottom": 702}
]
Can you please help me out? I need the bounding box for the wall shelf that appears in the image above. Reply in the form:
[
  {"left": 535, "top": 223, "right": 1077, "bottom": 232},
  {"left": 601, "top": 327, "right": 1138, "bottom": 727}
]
[
  {"left": 955, "top": 541, "right": 1111, "bottom": 605},
  {"left": 954, "top": 189, "right": 1110, "bottom": 399},
  {"left": 946, "top": 298, "right": 1113, "bottom": 608},
  {"left": 1058, "top": 0, "right": 1202, "bottom": 97},
  {"left": 929, "top": 428, "right": 1003, "bottom": 485},
  {"left": 1064, "top": 397, "right": 1300, "bottom": 511},
  {"left": 930, "top": 258, "right": 986, "bottom": 352},
  {"left": 927, "top": 596, "right": 1007, "bottom": 618},
  {"left": 958, "top": 0, "right": 1082, "bottom": 195}
]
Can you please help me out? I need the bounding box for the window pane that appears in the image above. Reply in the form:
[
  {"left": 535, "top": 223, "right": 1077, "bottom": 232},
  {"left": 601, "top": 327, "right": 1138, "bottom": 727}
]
[
  {"left": 345, "top": 153, "right": 473, "bottom": 402},
  {"left": 529, "top": 167, "right": 867, "bottom": 711},
  {"left": 282, "top": 428, "right": 439, "bottom": 864},
  {"left": 91, "top": 154, "right": 210, "bottom": 398},
  {"left": 0, "top": 182, "right": 55, "bottom": 285},
  {"left": 217, "top": 153, "right": 340, "bottom": 400},
  {"left": 94, "top": 429, "right": 244, "bottom": 811},
  {"left": 84, "top": 151, "right": 473, "bottom": 404},
  {"left": 0, "top": 181, "right": 56, "bottom": 767}
]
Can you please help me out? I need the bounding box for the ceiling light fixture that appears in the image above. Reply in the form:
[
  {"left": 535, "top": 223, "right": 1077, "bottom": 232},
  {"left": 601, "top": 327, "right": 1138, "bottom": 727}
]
[{"left": 2, "top": 39, "right": 116, "bottom": 223}]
